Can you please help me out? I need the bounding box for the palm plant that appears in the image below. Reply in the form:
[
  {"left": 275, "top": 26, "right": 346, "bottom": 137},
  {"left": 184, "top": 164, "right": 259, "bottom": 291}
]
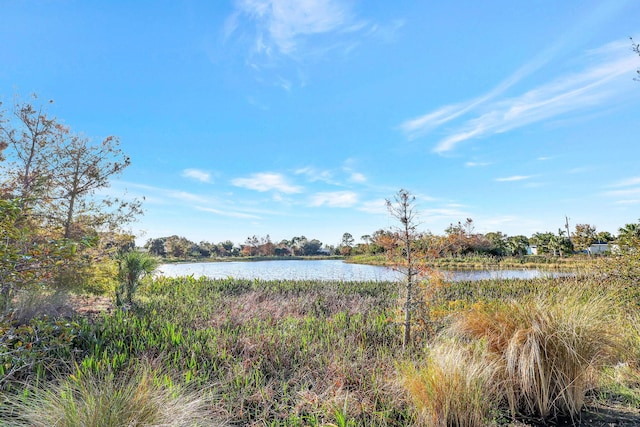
[
  {"left": 618, "top": 221, "right": 640, "bottom": 250},
  {"left": 116, "top": 251, "right": 158, "bottom": 306}
]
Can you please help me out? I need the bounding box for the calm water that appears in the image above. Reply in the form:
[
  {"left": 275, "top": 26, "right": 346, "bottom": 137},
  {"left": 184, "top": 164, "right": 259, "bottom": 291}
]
[{"left": 157, "top": 259, "right": 562, "bottom": 282}]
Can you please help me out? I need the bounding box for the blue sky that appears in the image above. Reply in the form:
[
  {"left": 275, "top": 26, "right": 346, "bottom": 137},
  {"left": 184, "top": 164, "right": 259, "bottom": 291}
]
[{"left": 2, "top": 1, "right": 639, "bottom": 247}]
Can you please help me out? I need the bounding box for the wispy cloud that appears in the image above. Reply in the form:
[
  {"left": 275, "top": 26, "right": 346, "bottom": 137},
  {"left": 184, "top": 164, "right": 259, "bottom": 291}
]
[
  {"left": 182, "top": 168, "right": 212, "bottom": 183},
  {"left": 342, "top": 159, "right": 367, "bottom": 184},
  {"left": 113, "top": 181, "right": 266, "bottom": 219},
  {"left": 610, "top": 176, "right": 640, "bottom": 188},
  {"left": 568, "top": 167, "right": 590, "bottom": 174},
  {"left": 349, "top": 172, "right": 366, "bottom": 183},
  {"left": 603, "top": 176, "right": 640, "bottom": 203},
  {"left": 310, "top": 191, "right": 358, "bottom": 207},
  {"left": 232, "top": 172, "right": 303, "bottom": 194},
  {"left": 495, "top": 175, "right": 531, "bottom": 182},
  {"left": 229, "top": 0, "right": 359, "bottom": 56},
  {"left": 295, "top": 163, "right": 366, "bottom": 185},
  {"left": 465, "top": 161, "right": 491, "bottom": 167},
  {"left": 399, "top": 36, "right": 563, "bottom": 140},
  {"left": 399, "top": 38, "right": 638, "bottom": 153},
  {"left": 294, "top": 166, "right": 335, "bottom": 184},
  {"left": 604, "top": 188, "right": 640, "bottom": 197},
  {"left": 195, "top": 206, "right": 261, "bottom": 219},
  {"left": 357, "top": 198, "right": 387, "bottom": 214},
  {"left": 422, "top": 207, "right": 470, "bottom": 222},
  {"left": 614, "top": 199, "right": 640, "bottom": 205}
]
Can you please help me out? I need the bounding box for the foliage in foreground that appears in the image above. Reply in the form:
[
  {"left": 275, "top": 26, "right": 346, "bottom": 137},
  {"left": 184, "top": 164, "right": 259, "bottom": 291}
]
[
  {"left": 2, "top": 363, "right": 218, "bottom": 427},
  {"left": 1, "top": 272, "right": 639, "bottom": 426},
  {"left": 424, "top": 285, "right": 630, "bottom": 423},
  {"left": 401, "top": 341, "right": 501, "bottom": 427}
]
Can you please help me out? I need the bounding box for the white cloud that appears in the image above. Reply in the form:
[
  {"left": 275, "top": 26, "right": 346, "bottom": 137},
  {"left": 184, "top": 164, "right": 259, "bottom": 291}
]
[
  {"left": 495, "top": 175, "right": 531, "bottom": 182},
  {"left": 611, "top": 176, "right": 640, "bottom": 187},
  {"left": 294, "top": 166, "right": 335, "bottom": 184},
  {"left": 465, "top": 161, "right": 491, "bottom": 167},
  {"left": 604, "top": 187, "right": 640, "bottom": 198},
  {"left": 349, "top": 172, "right": 366, "bottom": 183},
  {"left": 399, "top": 104, "right": 467, "bottom": 139},
  {"left": 399, "top": 37, "right": 561, "bottom": 140},
  {"left": 182, "top": 168, "right": 212, "bottom": 183},
  {"left": 603, "top": 175, "right": 640, "bottom": 204},
  {"left": 167, "top": 190, "right": 211, "bottom": 203},
  {"left": 111, "top": 181, "right": 275, "bottom": 222},
  {"left": 310, "top": 191, "right": 358, "bottom": 207},
  {"left": 231, "top": 0, "right": 355, "bottom": 55},
  {"left": 232, "top": 172, "right": 303, "bottom": 194},
  {"left": 399, "top": 38, "right": 639, "bottom": 153},
  {"left": 195, "top": 206, "right": 261, "bottom": 219}
]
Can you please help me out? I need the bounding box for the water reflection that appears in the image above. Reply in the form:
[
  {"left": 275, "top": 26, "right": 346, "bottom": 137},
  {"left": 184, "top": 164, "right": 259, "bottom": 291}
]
[{"left": 157, "top": 259, "right": 565, "bottom": 282}]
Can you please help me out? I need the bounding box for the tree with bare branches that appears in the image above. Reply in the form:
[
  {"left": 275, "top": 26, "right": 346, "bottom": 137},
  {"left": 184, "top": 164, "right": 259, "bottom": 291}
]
[{"left": 386, "top": 189, "right": 422, "bottom": 349}]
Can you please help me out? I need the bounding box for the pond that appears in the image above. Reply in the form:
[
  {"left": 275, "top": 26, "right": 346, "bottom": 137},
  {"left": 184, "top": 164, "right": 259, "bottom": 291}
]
[{"left": 157, "top": 259, "right": 564, "bottom": 282}]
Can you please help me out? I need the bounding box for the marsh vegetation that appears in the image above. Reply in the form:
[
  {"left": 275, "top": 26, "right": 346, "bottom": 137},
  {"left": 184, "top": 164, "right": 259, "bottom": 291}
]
[{"left": 2, "top": 262, "right": 640, "bottom": 426}]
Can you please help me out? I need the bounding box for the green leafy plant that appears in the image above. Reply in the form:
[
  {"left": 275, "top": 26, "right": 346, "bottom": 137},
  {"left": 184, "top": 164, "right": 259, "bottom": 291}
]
[{"left": 115, "top": 251, "right": 158, "bottom": 306}]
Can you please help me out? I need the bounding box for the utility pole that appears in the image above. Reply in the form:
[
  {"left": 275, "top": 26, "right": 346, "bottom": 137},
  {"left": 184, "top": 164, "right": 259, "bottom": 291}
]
[{"left": 565, "top": 216, "right": 571, "bottom": 240}]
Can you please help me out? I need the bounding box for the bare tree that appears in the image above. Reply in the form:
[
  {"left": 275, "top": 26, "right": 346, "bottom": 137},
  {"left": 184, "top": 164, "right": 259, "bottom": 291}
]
[{"left": 386, "top": 189, "right": 421, "bottom": 349}]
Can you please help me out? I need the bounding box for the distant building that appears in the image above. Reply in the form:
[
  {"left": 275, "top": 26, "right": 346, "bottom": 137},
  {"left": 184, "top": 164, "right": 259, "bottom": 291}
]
[
  {"left": 587, "top": 243, "right": 610, "bottom": 255},
  {"left": 527, "top": 245, "right": 538, "bottom": 255}
]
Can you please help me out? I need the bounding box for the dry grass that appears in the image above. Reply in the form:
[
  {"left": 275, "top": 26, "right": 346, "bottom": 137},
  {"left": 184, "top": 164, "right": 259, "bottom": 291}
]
[
  {"left": 446, "top": 286, "right": 628, "bottom": 421},
  {"left": 4, "top": 289, "right": 72, "bottom": 325},
  {"left": 400, "top": 341, "right": 501, "bottom": 427}
]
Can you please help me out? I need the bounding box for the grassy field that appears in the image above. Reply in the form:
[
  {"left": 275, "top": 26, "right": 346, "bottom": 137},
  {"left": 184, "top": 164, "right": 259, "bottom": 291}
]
[
  {"left": 1, "top": 264, "right": 640, "bottom": 426},
  {"left": 348, "top": 253, "right": 595, "bottom": 271}
]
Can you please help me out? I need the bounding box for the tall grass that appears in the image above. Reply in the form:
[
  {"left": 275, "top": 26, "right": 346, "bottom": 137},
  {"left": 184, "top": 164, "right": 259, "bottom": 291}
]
[
  {"left": 3, "top": 363, "right": 219, "bottom": 427},
  {"left": 401, "top": 341, "right": 501, "bottom": 427},
  {"left": 446, "top": 286, "right": 628, "bottom": 421}
]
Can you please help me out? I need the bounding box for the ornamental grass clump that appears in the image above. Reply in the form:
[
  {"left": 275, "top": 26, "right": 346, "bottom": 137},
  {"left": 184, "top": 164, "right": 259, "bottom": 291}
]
[
  {"left": 400, "top": 341, "right": 501, "bottom": 427},
  {"left": 447, "top": 287, "right": 628, "bottom": 422},
  {"left": 3, "top": 364, "right": 219, "bottom": 427}
]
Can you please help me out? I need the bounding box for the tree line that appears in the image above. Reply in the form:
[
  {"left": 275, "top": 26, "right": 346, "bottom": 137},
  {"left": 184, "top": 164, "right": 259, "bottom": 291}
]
[
  {"left": 144, "top": 235, "right": 329, "bottom": 258},
  {"left": 144, "top": 216, "right": 640, "bottom": 261}
]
